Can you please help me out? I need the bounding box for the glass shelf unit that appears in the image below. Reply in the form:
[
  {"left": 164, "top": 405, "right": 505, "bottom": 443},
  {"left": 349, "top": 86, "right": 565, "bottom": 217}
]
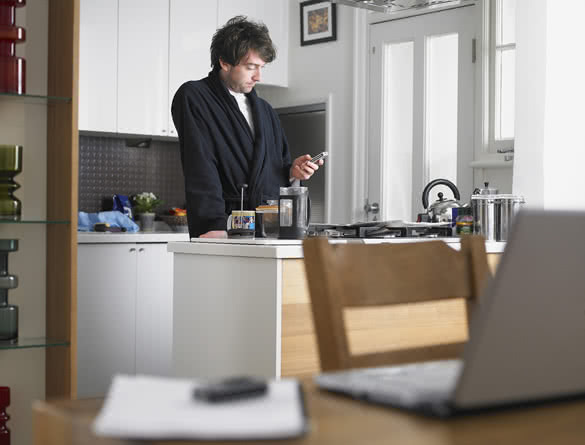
[
  {"left": 0, "top": 219, "right": 70, "bottom": 224},
  {"left": 0, "top": 337, "right": 69, "bottom": 350},
  {"left": 0, "top": 92, "right": 72, "bottom": 104}
]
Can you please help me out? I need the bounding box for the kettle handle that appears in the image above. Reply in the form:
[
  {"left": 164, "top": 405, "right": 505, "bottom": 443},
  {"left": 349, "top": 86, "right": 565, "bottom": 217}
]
[{"left": 422, "top": 179, "right": 461, "bottom": 209}]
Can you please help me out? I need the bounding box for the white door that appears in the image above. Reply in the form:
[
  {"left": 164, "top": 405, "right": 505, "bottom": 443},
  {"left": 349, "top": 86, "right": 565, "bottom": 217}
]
[
  {"left": 168, "top": 0, "right": 218, "bottom": 137},
  {"left": 77, "top": 244, "right": 137, "bottom": 398},
  {"left": 367, "top": 6, "right": 476, "bottom": 221},
  {"left": 135, "top": 243, "right": 174, "bottom": 376},
  {"left": 118, "top": 0, "right": 169, "bottom": 136}
]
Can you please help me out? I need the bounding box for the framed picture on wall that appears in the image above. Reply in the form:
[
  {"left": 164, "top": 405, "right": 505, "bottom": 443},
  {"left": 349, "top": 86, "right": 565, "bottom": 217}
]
[{"left": 300, "top": 0, "right": 337, "bottom": 46}]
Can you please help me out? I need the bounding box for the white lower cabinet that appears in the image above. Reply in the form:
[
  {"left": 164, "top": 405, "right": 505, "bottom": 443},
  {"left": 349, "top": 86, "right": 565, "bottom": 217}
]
[
  {"left": 135, "top": 244, "right": 174, "bottom": 377},
  {"left": 77, "top": 243, "right": 174, "bottom": 398}
]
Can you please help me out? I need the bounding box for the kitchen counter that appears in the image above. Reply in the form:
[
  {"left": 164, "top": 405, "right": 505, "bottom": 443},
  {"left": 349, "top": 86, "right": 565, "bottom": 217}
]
[
  {"left": 78, "top": 231, "right": 190, "bottom": 244},
  {"left": 170, "top": 237, "right": 504, "bottom": 380},
  {"left": 168, "top": 237, "right": 506, "bottom": 257}
]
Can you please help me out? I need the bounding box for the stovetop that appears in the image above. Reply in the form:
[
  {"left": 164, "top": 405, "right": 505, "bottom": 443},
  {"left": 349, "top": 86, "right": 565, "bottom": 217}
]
[{"left": 308, "top": 221, "right": 453, "bottom": 239}]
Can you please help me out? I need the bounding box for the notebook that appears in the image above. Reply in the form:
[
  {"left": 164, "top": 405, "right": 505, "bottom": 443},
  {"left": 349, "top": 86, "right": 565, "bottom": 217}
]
[
  {"left": 316, "top": 210, "right": 585, "bottom": 417},
  {"left": 93, "top": 375, "right": 308, "bottom": 440}
]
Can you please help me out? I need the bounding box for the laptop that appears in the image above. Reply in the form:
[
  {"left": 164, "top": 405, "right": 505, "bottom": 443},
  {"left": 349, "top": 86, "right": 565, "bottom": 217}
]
[{"left": 315, "top": 210, "right": 585, "bottom": 417}]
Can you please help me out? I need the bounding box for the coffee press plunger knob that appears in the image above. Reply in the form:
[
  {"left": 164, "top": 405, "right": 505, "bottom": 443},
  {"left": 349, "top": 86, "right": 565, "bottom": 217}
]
[{"left": 238, "top": 184, "right": 248, "bottom": 211}]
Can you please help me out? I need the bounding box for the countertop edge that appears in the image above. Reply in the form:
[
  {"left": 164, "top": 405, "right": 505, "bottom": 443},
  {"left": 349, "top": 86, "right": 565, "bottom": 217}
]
[
  {"left": 168, "top": 238, "right": 506, "bottom": 258},
  {"left": 78, "top": 232, "right": 190, "bottom": 244}
]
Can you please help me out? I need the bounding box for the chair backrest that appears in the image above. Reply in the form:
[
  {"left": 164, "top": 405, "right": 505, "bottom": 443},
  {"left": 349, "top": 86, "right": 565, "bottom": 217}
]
[{"left": 303, "top": 236, "right": 490, "bottom": 372}]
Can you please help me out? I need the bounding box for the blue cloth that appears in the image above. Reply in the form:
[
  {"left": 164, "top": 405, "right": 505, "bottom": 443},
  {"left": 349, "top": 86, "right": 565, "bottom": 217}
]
[{"left": 78, "top": 211, "right": 140, "bottom": 232}]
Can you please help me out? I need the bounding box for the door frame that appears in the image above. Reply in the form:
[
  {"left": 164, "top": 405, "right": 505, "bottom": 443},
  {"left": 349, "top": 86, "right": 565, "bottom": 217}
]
[
  {"left": 275, "top": 101, "right": 331, "bottom": 224},
  {"left": 351, "top": 1, "right": 484, "bottom": 222}
]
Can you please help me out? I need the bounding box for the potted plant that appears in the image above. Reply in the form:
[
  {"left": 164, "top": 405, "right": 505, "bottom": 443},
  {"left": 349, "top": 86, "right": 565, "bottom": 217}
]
[{"left": 132, "top": 192, "right": 162, "bottom": 232}]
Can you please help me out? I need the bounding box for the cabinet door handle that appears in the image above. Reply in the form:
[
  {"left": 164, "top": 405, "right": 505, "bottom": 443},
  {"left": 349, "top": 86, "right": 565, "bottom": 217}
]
[
  {"left": 138, "top": 247, "right": 145, "bottom": 252},
  {"left": 129, "top": 248, "right": 136, "bottom": 252}
]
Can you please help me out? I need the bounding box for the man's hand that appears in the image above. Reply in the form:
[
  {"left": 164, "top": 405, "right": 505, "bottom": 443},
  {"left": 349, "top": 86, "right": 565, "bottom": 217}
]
[
  {"left": 289, "top": 154, "right": 324, "bottom": 181},
  {"left": 199, "top": 230, "right": 228, "bottom": 238}
]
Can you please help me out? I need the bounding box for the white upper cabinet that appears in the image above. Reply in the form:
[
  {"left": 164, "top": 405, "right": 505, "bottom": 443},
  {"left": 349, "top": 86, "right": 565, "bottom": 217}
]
[
  {"left": 79, "top": 0, "right": 118, "bottom": 132},
  {"left": 118, "top": 0, "right": 169, "bottom": 136},
  {"left": 79, "top": 0, "right": 289, "bottom": 136},
  {"left": 168, "top": 0, "right": 218, "bottom": 137},
  {"left": 217, "top": 0, "right": 289, "bottom": 87}
]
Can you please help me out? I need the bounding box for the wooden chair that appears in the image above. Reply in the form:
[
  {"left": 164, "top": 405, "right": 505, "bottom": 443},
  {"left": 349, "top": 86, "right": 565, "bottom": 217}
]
[{"left": 302, "top": 236, "right": 490, "bottom": 372}]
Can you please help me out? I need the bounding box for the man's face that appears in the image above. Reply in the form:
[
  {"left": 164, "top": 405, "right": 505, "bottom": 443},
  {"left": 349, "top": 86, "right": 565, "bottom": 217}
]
[{"left": 219, "top": 50, "right": 266, "bottom": 93}]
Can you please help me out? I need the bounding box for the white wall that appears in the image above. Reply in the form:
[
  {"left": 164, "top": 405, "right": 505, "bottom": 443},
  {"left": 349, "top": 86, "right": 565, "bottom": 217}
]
[
  {"left": 513, "top": 0, "right": 585, "bottom": 210},
  {"left": 0, "top": 2, "right": 48, "bottom": 445},
  {"left": 512, "top": 0, "right": 546, "bottom": 208},
  {"left": 257, "top": 1, "right": 356, "bottom": 223}
]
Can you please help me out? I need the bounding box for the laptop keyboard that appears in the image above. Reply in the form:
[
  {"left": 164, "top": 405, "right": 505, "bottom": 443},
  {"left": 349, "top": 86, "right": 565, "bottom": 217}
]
[
  {"left": 361, "top": 359, "right": 461, "bottom": 390},
  {"left": 316, "top": 359, "right": 462, "bottom": 413}
]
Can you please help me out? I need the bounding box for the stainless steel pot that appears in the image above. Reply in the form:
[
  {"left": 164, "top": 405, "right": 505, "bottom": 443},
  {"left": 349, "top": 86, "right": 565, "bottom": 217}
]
[
  {"left": 495, "top": 195, "right": 526, "bottom": 241},
  {"left": 472, "top": 194, "right": 525, "bottom": 241},
  {"left": 471, "top": 195, "right": 498, "bottom": 241}
]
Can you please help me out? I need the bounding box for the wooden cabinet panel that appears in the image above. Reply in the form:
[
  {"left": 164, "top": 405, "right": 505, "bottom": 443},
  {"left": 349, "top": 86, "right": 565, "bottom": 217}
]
[
  {"left": 281, "top": 259, "right": 316, "bottom": 376},
  {"left": 487, "top": 253, "right": 500, "bottom": 273},
  {"left": 282, "top": 259, "right": 310, "bottom": 304},
  {"left": 281, "top": 334, "right": 320, "bottom": 378}
]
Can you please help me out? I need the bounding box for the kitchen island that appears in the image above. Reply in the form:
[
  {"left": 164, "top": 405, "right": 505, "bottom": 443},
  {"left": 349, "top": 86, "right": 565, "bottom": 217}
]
[{"left": 168, "top": 238, "right": 504, "bottom": 380}]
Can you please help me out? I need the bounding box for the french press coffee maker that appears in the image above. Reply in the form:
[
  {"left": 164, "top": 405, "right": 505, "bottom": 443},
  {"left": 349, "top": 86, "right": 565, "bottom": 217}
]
[{"left": 278, "top": 186, "right": 311, "bottom": 239}]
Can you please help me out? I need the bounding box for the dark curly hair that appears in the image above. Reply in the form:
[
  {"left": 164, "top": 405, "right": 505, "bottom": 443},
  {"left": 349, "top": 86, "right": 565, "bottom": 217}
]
[{"left": 210, "top": 16, "right": 276, "bottom": 72}]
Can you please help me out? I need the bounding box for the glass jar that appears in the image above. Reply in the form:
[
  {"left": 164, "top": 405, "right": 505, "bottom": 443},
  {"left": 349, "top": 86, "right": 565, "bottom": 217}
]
[{"left": 455, "top": 207, "right": 473, "bottom": 236}]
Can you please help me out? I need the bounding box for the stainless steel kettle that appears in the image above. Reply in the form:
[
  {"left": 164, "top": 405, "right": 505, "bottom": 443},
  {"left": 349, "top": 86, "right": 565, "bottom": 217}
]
[{"left": 421, "top": 179, "right": 461, "bottom": 223}]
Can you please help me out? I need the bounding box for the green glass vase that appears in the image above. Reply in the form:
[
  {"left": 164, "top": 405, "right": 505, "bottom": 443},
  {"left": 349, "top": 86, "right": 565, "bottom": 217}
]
[
  {"left": 0, "top": 145, "right": 22, "bottom": 221},
  {"left": 0, "top": 239, "right": 18, "bottom": 343}
]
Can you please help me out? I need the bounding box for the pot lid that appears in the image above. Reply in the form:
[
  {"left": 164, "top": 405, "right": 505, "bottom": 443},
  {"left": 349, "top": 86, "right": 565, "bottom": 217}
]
[{"left": 474, "top": 182, "right": 498, "bottom": 195}]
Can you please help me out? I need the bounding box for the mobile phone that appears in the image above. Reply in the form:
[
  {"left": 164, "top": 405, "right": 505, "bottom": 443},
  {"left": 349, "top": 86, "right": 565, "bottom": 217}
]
[
  {"left": 309, "top": 151, "right": 329, "bottom": 164},
  {"left": 193, "top": 376, "right": 268, "bottom": 403}
]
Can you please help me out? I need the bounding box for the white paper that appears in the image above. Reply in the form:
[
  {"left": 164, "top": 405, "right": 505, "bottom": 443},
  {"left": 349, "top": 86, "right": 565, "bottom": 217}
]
[{"left": 92, "top": 375, "right": 306, "bottom": 440}]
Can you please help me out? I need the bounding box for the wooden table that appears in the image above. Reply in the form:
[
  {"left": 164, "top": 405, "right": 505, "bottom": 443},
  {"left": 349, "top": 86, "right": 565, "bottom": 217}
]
[{"left": 34, "top": 379, "right": 585, "bottom": 445}]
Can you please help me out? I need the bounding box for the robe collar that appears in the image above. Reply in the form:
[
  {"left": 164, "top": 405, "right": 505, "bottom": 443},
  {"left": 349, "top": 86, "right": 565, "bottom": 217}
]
[{"left": 208, "top": 70, "right": 268, "bottom": 207}]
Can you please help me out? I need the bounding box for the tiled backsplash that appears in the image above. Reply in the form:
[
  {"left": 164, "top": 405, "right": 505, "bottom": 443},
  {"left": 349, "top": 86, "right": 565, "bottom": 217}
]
[{"left": 79, "top": 135, "right": 185, "bottom": 213}]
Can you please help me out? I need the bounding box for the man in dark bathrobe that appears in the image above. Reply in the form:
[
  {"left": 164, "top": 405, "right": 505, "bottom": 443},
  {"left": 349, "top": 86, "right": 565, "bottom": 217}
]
[{"left": 172, "top": 16, "right": 322, "bottom": 238}]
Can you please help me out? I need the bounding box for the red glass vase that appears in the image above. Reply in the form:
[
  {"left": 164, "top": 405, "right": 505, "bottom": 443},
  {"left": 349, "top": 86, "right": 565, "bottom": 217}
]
[
  {"left": 0, "top": 386, "right": 9, "bottom": 445},
  {"left": 0, "top": 0, "right": 25, "bottom": 94}
]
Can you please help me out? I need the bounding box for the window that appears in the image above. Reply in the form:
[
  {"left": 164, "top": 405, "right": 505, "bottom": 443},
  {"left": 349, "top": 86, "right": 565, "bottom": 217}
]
[{"left": 489, "top": 0, "right": 516, "bottom": 151}]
